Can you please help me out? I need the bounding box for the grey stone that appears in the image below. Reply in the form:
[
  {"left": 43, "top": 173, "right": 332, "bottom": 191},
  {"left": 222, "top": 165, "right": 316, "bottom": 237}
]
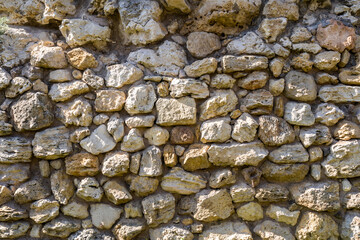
[
  {"left": 227, "top": 32, "right": 274, "bottom": 57},
  {"left": 258, "top": 115, "right": 295, "bottom": 147},
  {"left": 139, "top": 146, "right": 163, "bottom": 177},
  {"left": 0, "top": 222, "right": 30, "bottom": 239},
  {"left": 113, "top": 218, "right": 146, "bottom": 240},
  {"left": 76, "top": 177, "right": 104, "bottom": 202},
  {"left": 284, "top": 71, "right": 317, "bottom": 101},
  {"left": 222, "top": 55, "right": 268, "bottom": 73},
  {"left": 50, "top": 170, "right": 75, "bottom": 205},
  {"left": 42, "top": 217, "right": 81, "bottom": 238},
  {"left": 90, "top": 203, "right": 122, "bottom": 229},
  {"left": 0, "top": 137, "right": 32, "bottom": 163},
  {"left": 142, "top": 193, "right": 175, "bottom": 227},
  {"left": 268, "top": 143, "right": 309, "bottom": 164},
  {"left": 14, "top": 179, "right": 51, "bottom": 204},
  {"left": 284, "top": 102, "right": 315, "bottom": 126},
  {"left": 125, "top": 84, "right": 157, "bottom": 115},
  {"left": 80, "top": 124, "right": 116, "bottom": 155},
  {"left": 150, "top": 225, "right": 194, "bottom": 240}
]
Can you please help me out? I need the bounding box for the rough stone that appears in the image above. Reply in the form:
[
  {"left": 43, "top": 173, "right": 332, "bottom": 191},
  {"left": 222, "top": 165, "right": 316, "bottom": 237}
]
[
  {"left": 258, "top": 115, "right": 295, "bottom": 146},
  {"left": 90, "top": 203, "right": 122, "bottom": 229},
  {"left": 299, "top": 125, "right": 332, "bottom": 148},
  {"left": 30, "top": 199, "right": 59, "bottom": 223},
  {"left": 5, "top": 76, "right": 32, "bottom": 98},
  {"left": 50, "top": 170, "right": 74, "bottom": 205},
  {"left": 292, "top": 43, "right": 322, "bottom": 54},
  {"left": 291, "top": 53, "right": 313, "bottom": 72},
  {"left": 30, "top": 45, "right": 67, "bottom": 69},
  {"left": 170, "top": 127, "right": 194, "bottom": 145},
  {"left": 105, "top": 63, "right": 143, "bottom": 88},
  {"left": 161, "top": 167, "right": 207, "bottom": 195},
  {"left": 11, "top": 92, "right": 54, "bottom": 131},
  {"left": 0, "top": 203, "right": 27, "bottom": 221},
  {"left": 142, "top": 193, "right": 175, "bottom": 227},
  {"left": 139, "top": 146, "right": 163, "bottom": 177},
  {"left": 341, "top": 211, "right": 360, "bottom": 240},
  {"left": 231, "top": 113, "right": 258, "bottom": 143},
  {"left": 42, "top": 217, "right": 81, "bottom": 238},
  {"left": 266, "top": 205, "right": 300, "bottom": 226},
  {"left": 113, "top": 219, "right": 146, "bottom": 240},
  {"left": 200, "top": 117, "right": 231, "bottom": 143},
  {"left": 144, "top": 126, "right": 169, "bottom": 146},
  {"left": 0, "top": 137, "right": 32, "bottom": 163},
  {"left": 254, "top": 220, "right": 295, "bottom": 240},
  {"left": 192, "top": 189, "right": 234, "bottom": 222},
  {"left": 76, "top": 177, "right": 104, "bottom": 202},
  {"left": 0, "top": 68, "right": 11, "bottom": 89},
  {"left": 60, "top": 19, "right": 111, "bottom": 50},
  {"left": 65, "top": 153, "right": 99, "bottom": 177},
  {"left": 82, "top": 69, "right": 104, "bottom": 89},
  {"left": 125, "top": 115, "right": 155, "bottom": 128},
  {"left": 237, "top": 202, "right": 263, "bottom": 221},
  {"left": 268, "top": 143, "right": 309, "bottom": 164},
  {"left": 239, "top": 71, "right": 269, "bottom": 90},
  {"left": 150, "top": 225, "right": 193, "bottom": 240},
  {"left": 121, "top": 129, "right": 145, "bottom": 152},
  {"left": 284, "top": 102, "right": 315, "bottom": 126},
  {"left": 101, "top": 151, "right": 129, "bottom": 177},
  {"left": 199, "top": 221, "right": 252, "bottom": 240},
  {"left": 230, "top": 182, "right": 255, "bottom": 203},
  {"left": 170, "top": 78, "right": 209, "bottom": 99},
  {"left": 291, "top": 26, "right": 312, "bottom": 43},
  {"left": 284, "top": 70, "right": 317, "bottom": 101},
  {"left": 339, "top": 68, "right": 360, "bottom": 85},
  {"left": 209, "top": 168, "right": 236, "bottom": 188},
  {"left": 0, "top": 222, "right": 30, "bottom": 239},
  {"left": 56, "top": 98, "right": 92, "bottom": 127},
  {"left": 261, "top": 161, "right": 309, "bottom": 183},
  {"left": 319, "top": 85, "right": 360, "bottom": 102},
  {"left": 315, "top": 103, "right": 344, "bottom": 126},
  {"left": 61, "top": 201, "right": 89, "bottom": 219},
  {"left": 290, "top": 181, "right": 340, "bottom": 211},
  {"left": 199, "top": 90, "right": 237, "bottom": 121},
  {"left": 255, "top": 183, "right": 289, "bottom": 203},
  {"left": 14, "top": 180, "right": 51, "bottom": 204},
  {"left": 32, "top": 126, "right": 72, "bottom": 159},
  {"left": 125, "top": 84, "right": 156, "bottom": 115},
  {"left": 180, "top": 144, "right": 211, "bottom": 171},
  {"left": 222, "top": 55, "right": 268, "bottom": 73},
  {"left": 0, "top": 186, "right": 12, "bottom": 205},
  {"left": 241, "top": 89, "right": 273, "bottom": 115},
  {"left": 49, "top": 81, "right": 90, "bottom": 102},
  {"left": 184, "top": 58, "right": 217, "bottom": 78},
  {"left": 95, "top": 90, "right": 126, "bottom": 113},
  {"left": 258, "top": 18, "right": 288, "bottom": 43},
  {"left": 227, "top": 32, "right": 274, "bottom": 57},
  {"left": 156, "top": 97, "right": 196, "bottom": 126},
  {"left": 314, "top": 51, "right": 341, "bottom": 70},
  {"left": 186, "top": 32, "right": 221, "bottom": 58},
  {"left": 296, "top": 211, "right": 339, "bottom": 240},
  {"left": 49, "top": 69, "right": 72, "bottom": 83},
  {"left": 316, "top": 19, "right": 356, "bottom": 52},
  {"left": 80, "top": 124, "right": 116, "bottom": 155},
  {"left": 103, "top": 180, "right": 132, "bottom": 205},
  {"left": 127, "top": 176, "right": 159, "bottom": 197},
  {"left": 263, "top": 0, "right": 299, "bottom": 20},
  {"left": 210, "top": 74, "right": 236, "bottom": 89}
]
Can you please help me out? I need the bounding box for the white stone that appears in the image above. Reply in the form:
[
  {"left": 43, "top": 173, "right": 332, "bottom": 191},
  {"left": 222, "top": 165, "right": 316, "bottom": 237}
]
[
  {"left": 56, "top": 98, "right": 93, "bottom": 127},
  {"left": 284, "top": 102, "right": 315, "bottom": 126},
  {"left": 101, "top": 151, "right": 130, "bottom": 177},
  {"left": 199, "top": 221, "right": 253, "bottom": 240},
  {"left": 184, "top": 58, "right": 217, "bottom": 78},
  {"left": 0, "top": 68, "right": 11, "bottom": 89},
  {"left": 169, "top": 78, "right": 209, "bottom": 99},
  {"left": 200, "top": 117, "right": 231, "bottom": 143},
  {"left": 49, "top": 81, "right": 89, "bottom": 102},
  {"left": 156, "top": 97, "right": 197, "bottom": 126},
  {"left": 107, "top": 114, "right": 124, "bottom": 142},
  {"left": 315, "top": 103, "right": 344, "bottom": 126},
  {"left": 227, "top": 32, "right": 274, "bottom": 57},
  {"left": 268, "top": 143, "right": 309, "bottom": 164},
  {"left": 139, "top": 146, "right": 163, "bottom": 177},
  {"left": 80, "top": 125, "right": 116, "bottom": 155},
  {"left": 90, "top": 204, "right": 122, "bottom": 229},
  {"left": 121, "top": 129, "right": 145, "bottom": 152},
  {"left": 125, "top": 84, "right": 157, "bottom": 115},
  {"left": 232, "top": 113, "right": 258, "bottom": 143},
  {"left": 105, "top": 63, "right": 143, "bottom": 88}
]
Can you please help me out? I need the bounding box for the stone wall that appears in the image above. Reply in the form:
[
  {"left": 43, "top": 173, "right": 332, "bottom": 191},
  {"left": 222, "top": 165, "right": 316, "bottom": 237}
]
[{"left": 0, "top": 0, "right": 360, "bottom": 239}]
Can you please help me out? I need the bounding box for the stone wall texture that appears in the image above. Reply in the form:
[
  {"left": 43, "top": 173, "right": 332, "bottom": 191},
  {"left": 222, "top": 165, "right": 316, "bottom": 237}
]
[{"left": 0, "top": 0, "right": 360, "bottom": 239}]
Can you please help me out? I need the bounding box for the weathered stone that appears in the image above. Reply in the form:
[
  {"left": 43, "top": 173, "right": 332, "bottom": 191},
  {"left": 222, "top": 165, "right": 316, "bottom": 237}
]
[
  {"left": 284, "top": 70, "right": 317, "bottom": 101},
  {"left": 315, "top": 103, "right": 344, "bottom": 126},
  {"left": 230, "top": 182, "right": 255, "bottom": 203},
  {"left": 42, "top": 217, "right": 81, "bottom": 238},
  {"left": 199, "top": 221, "right": 253, "bottom": 240},
  {"left": 0, "top": 68, "right": 11, "bottom": 89},
  {"left": 14, "top": 180, "right": 51, "bottom": 204},
  {"left": 125, "top": 84, "right": 156, "bottom": 115},
  {"left": 82, "top": 69, "right": 104, "bottom": 89},
  {"left": 180, "top": 144, "right": 211, "bottom": 171},
  {"left": 125, "top": 115, "right": 155, "bottom": 128},
  {"left": 322, "top": 140, "right": 360, "bottom": 178},
  {"left": 319, "top": 85, "right": 360, "bottom": 102},
  {"left": 127, "top": 175, "right": 159, "bottom": 197},
  {"left": 128, "top": 41, "right": 187, "bottom": 76},
  {"left": 49, "top": 81, "right": 90, "bottom": 102},
  {"left": 5, "top": 76, "right": 32, "bottom": 98},
  {"left": 51, "top": 170, "right": 74, "bottom": 205},
  {"left": 292, "top": 43, "right": 322, "bottom": 54},
  {"left": 0, "top": 121, "right": 12, "bottom": 136},
  {"left": 0, "top": 222, "right": 30, "bottom": 239},
  {"left": 70, "top": 127, "right": 90, "bottom": 143},
  {"left": 232, "top": 113, "right": 258, "bottom": 143},
  {"left": 181, "top": 0, "right": 261, "bottom": 35},
  {"left": 0, "top": 203, "right": 27, "bottom": 221},
  {"left": 210, "top": 74, "right": 236, "bottom": 89},
  {"left": 163, "top": 145, "right": 177, "bottom": 167},
  {"left": 56, "top": 98, "right": 92, "bottom": 127},
  {"left": 314, "top": 51, "right": 341, "bottom": 70},
  {"left": 101, "top": 151, "right": 129, "bottom": 177},
  {"left": 105, "top": 63, "right": 143, "bottom": 88},
  {"left": 208, "top": 142, "right": 268, "bottom": 167},
  {"left": 69, "top": 228, "right": 114, "bottom": 240},
  {"left": 199, "top": 90, "right": 237, "bottom": 121},
  {"left": 103, "top": 180, "right": 132, "bottom": 205},
  {"left": 221, "top": 55, "right": 268, "bottom": 73},
  {"left": 258, "top": 18, "right": 288, "bottom": 43},
  {"left": 0, "top": 137, "right": 32, "bottom": 163},
  {"left": 270, "top": 59, "right": 285, "bottom": 78},
  {"left": 142, "top": 193, "right": 175, "bottom": 227},
  {"left": 193, "top": 189, "right": 234, "bottom": 222},
  {"left": 184, "top": 58, "right": 217, "bottom": 78},
  {"left": 144, "top": 126, "right": 169, "bottom": 146},
  {"left": 156, "top": 97, "right": 196, "bottom": 126},
  {"left": 258, "top": 115, "right": 295, "bottom": 147},
  {"left": 254, "top": 220, "right": 295, "bottom": 240},
  {"left": 80, "top": 125, "right": 116, "bottom": 155},
  {"left": 291, "top": 26, "right": 312, "bottom": 43},
  {"left": 339, "top": 68, "right": 360, "bottom": 85},
  {"left": 186, "top": 32, "right": 221, "bottom": 58},
  {"left": 237, "top": 202, "right": 263, "bottom": 221},
  {"left": 227, "top": 32, "right": 274, "bottom": 57},
  {"left": 66, "top": 48, "right": 97, "bottom": 70},
  {"left": 76, "top": 177, "right": 104, "bottom": 202},
  {"left": 241, "top": 89, "right": 273, "bottom": 115},
  {"left": 341, "top": 211, "right": 360, "bottom": 240},
  {"left": 263, "top": 0, "right": 299, "bottom": 20},
  {"left": 113, "top": 219, "right": 146, "bottom": 240},
  {"left": 150, "top": 225, "right": 193, "bottom": 240},
  {"left": 255, "top": 183, "right": 289, "bottom": 203},
  {"left": 296, "top": 211, "right": 339, "bottom": 240},
  {"left": 284, "top": 102, "right": 315, "bottom": 126},
  {"left": 32, "top": 126, "right": 72, "bottom": 159},
  {"left": 30, "top": 45, "right": 67, "bottom": 69},
  {"left": 266, "top": 205, "right": 300, "bottom": 226},
  {"left": 290, "top": 181, "right": 340, "bottom": 211},
  {"left": 291, "top": 52, "right": 313, "bottom": 72},
  {"left": 11, "top": 92, "right": 54, "bottom": 131},
  {"left": 118, "top": 0, "right": 167, "bottom": 45},
  {"left": 30, "top": 199, "right": 59, "bottom": 223},
  {"left": 316, "top": 72, "right": 338, "bottom": 85},
  {"left": 268, "top": 143, "right": 309, "bottom": 164},
  {"left": 60, "top": 19, "right": 111, "bottom": 50},
  {"left": 169, "top": 78, "right": 209, "bottom": 99},
  {"left": 95, "top": 90, "right": 126, "bottom": 112},
  {"left": 170, "top": 127, "right": 194, "bottom": 145},
  {"left": 344, "top": 192, "right": 360, "bottom": 209},
  {"left": 0, "top": 186, "right": 12, "bottom": 206},
  {"left": 49, "top": 69, "right": 72, "bottom": 83},
  {"left": 61, "top": 201, "right": 89, "bottom": 219},
  {"left": 334, "top": 120, "right": 360, "bottom": 140},
  {"left": 200, "top": 117, "right": 231, "bottom": 143},
  {"left": 121, "top": 129, "right": 145, "bottom": 152},
  {"left": 299, "top": 125, "right": 332, "bottom": 148},
  {"left": 261, "top": 162, "right": 309, "bottom": 183},
  {"left": 239, "top": 71, "right": 269, "bottom": 90},
  {"left": 139, "top": 146, "right": 163, "bottom": 177},
  {"left": 316, "top": 19, "right": 356, "bottom": 52},
  {"left": 209, "top": 168, "right": 236, "bottom": 188},
  {"left": 65, "top": 153, "right": 99, "bottom": 177},
  {"left": 90, "top": 203, "right": 122, "bottom": 230},
  {"left": 161, "top": 167, "right": 206, "bottom": 195}
]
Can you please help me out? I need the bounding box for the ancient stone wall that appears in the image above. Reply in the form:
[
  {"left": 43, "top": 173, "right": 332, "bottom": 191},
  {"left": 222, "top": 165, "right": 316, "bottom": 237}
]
[{"left": 0, "top": 0, "right": 360, "bottom": 239}]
